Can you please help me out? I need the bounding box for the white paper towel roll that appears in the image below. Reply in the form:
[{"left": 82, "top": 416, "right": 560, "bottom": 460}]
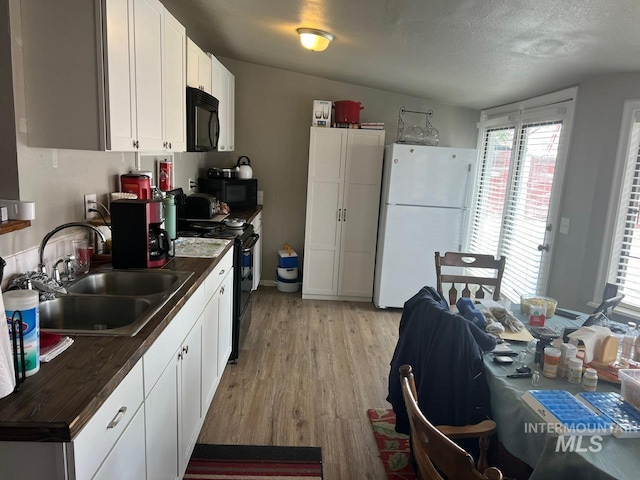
[{"left": 0, "top": 290, "right": 16, "bottom": 398}]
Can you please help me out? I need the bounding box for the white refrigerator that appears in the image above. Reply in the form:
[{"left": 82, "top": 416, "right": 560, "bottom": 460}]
[{"left": 373, "top": 144, "right": 477, "bottom": 308}]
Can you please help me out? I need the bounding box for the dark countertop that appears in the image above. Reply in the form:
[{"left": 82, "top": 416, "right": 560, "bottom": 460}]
[{"left": 0, "top": 206, "right": 262, "bottom": 443}]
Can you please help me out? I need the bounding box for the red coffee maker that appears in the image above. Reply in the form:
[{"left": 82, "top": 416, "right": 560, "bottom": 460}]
[
  {"left": 120, "top": 174, "right": 152, "bottom": 199},
  {"left": 110, "top": 199, "right": 170, "bottom": 268}
]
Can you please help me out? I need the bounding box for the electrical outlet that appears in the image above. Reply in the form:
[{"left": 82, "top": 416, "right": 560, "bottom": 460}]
[
  {"left": 188, "top": 178, "right": 196, "bottom": 192},
  {"left": 559, "top": 217, "right": 570, "bottom": 235},
  {"left": 84, "top": 194, "right": 97, "bottom": 220}
]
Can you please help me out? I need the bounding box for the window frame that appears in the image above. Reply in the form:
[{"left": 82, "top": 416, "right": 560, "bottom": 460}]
[
  {"left": 596, "top": 99, "right": 640, "bottom": 314},
  {"left": 466, "top": 88, "right": 577, "bottom": 302}
]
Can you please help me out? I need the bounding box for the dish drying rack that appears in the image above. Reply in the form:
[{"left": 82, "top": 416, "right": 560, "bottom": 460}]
[{"left": 397, "top": 107, "right": 440, "bottom": 146}]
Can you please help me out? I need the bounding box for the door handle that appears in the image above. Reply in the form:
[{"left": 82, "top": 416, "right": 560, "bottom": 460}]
[
  {"left": 343, "top": 209, "right": 347, "bottom": 221},
  {"left": 337, "top": 209, "right": 342, "bottom": 221},
  {"left": 537, "top": 244, "right": 550, "bottom": 252}
]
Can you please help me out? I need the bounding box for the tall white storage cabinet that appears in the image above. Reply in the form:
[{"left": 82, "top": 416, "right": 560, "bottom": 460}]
[{"left": 303, "top": 127, "right": 385, "bottom": 301}]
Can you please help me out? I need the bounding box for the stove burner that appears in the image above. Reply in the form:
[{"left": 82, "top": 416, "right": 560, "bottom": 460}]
[
  {"left": 176, "top": 231, "right": 201, "bottom": 237},
  {"left": 189, "top": 222, "right": 221, "bottom": 231},
  {"left": 203, "top": 231, "right": 235, "bottom": 239}
]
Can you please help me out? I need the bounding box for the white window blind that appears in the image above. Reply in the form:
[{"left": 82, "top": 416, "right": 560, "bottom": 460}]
[
  {"left": 468, "top": 116, "right": 564, "bottom": 302},
  {"left": 609, "top": 114, "right": 640, "bottom": 309}
]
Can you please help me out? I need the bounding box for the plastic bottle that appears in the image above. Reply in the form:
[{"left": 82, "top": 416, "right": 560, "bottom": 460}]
[
  {"left": 4, "top": 290, "right": 40, "bottom": 377},
  {"left": 568, "top": 358, "right": 583, "bottom": 384},
  {"left": 621, "top": 322, "right": 637, "bottom": 362},
  {"left": 583, "top": 368, "right": 598, "bottom": 392},
  {"left": 163, "top": 194, "right": 176, "bottom": 240}
]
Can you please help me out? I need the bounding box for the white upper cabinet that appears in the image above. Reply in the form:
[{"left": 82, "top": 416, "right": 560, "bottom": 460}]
[
  {"left": 162, "top": 9, "right": 186, "bottom": 151},
  {"left": 19, "top": 0, "right": 186, "bottom": 152},
  {"left": 210, "top": 54, "right": 235, "bottom": 151},
  {"left": 187, "top": 38, "right": 212, "bottom": 93}
]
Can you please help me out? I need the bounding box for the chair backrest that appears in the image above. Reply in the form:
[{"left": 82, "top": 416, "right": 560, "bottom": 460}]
[
  {"left": 435, "top": 252, "right": 506, "bottom": 305},
  {"left": 399, "top": 365, "right": 502, "bottom": 480}
]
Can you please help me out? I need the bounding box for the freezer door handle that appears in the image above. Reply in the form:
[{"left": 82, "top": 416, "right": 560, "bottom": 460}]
[
  {"left": 337, "top": 209, "right": 342, "bottom": 221},
  {"left": 343, "top": 209, "right": 347, "bottom": 221}
]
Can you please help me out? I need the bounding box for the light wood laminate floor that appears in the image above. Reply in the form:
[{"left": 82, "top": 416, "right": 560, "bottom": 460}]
[{"left": 198, "top": 286, "right": 403, "bottom": 479}]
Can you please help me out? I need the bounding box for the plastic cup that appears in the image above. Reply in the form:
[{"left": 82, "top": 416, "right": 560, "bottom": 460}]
[
  {"left": 542, "top": 347, "right": 561, "bottom": 378},
  {"left": 72, "top": 238, "right": 92, "bottom": 275}
]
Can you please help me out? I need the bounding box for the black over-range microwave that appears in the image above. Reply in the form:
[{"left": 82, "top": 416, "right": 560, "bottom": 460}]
[
  {"left": 186, "top": 86, "right": 220, "bottom": 152},
  {"left": 198, "top": 178, "right": 258, "bottom": 208}
]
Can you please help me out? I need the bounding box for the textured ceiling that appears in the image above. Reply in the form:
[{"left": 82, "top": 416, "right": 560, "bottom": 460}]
[{"left": 160, "top": 0, "right": 640, "bottom": 110}]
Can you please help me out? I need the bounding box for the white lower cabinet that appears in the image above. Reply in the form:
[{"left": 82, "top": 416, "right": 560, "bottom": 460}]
[
  {"left": 73, "top": 360, "right": 145, "bottom": 480},
  {"left": 179, "top": 318, "right": 203, "bottom": 474},
  {"left": 202, "top": 252, "right": 234, "bottom": 410},
  {"left": 144, "top": 248, "right": 233, "bottom": 479},
  {"left": 144, "top": 354, "right": 179, "bottom": 480},
  {"left": 94, "top": 404, "right": 146, "bottom": 480}
]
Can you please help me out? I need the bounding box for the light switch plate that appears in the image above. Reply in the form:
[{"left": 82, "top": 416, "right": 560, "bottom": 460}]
[{"left": 560, "top": 217, "right": 570, "bottom": 235}]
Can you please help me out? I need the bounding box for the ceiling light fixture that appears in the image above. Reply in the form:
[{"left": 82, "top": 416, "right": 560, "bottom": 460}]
[{"left": 297, "top": 28, "right": 334, "bottom": 52}]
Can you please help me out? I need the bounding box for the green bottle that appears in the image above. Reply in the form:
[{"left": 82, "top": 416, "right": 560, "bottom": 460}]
[{"left": 163, "top": 194, "right": 176, "bottom": 240}]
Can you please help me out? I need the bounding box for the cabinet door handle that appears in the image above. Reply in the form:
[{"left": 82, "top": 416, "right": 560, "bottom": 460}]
[
  {"left": 220, "top": 286, "right": 225, "bottom": 294},
  {"left": 343, "top": 209, "right": 347, "bottom": 221},
  {"left": 107, "top": 406, "right": 127, "bottom": 429},
  {"left": 219, "top": 269, "right": 225, "bottom": 275},
  {"left": 337, "top": 209, "right": 342, "bottom": 221},
  {"left": 178, "top": 352, "right": 183, "bottom": 360},
  {"left": 183, "top": 345, "right": 189, "bottom": 355},
  {"left": 133, "top": 140, "right": 139, "bottom": 149}
]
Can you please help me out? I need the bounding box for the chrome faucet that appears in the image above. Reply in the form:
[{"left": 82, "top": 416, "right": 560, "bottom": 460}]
[{"left": 38, "top": 222, "right": 107, "bottom": 276}]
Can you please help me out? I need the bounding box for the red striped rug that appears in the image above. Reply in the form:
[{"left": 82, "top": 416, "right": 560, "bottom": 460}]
[
  {"left": 184, "top": 444, "right": 323, "bottom": 479},
  {"left": 367, "top": 408, "right": 417, "bottom": 480}
]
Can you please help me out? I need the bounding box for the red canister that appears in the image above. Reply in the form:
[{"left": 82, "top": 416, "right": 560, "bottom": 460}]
[
  {"left": 333, "top": 100, "right": 364, "bottom": 124},
  {"left": 159, "top": 160, "right": 172, "bottom": 191}
]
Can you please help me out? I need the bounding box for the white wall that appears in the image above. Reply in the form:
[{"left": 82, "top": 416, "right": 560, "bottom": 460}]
[
  {"left": 547, "top": 73, "right": 640, "bottom": 312},
  {"left": 208, "top": 57, "right": 480, "bottom": 284}
]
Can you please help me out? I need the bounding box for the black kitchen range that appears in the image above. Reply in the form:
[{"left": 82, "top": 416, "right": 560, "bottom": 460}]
[{"left": 171, "top": 189, "right": 258, "bottom": 362}]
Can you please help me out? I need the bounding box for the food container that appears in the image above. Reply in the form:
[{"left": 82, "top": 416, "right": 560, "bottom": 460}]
[
  {"left": 277, "top": 267, "right": 298, "bottom": 280},
  {"left": 619, "top": 369, "right": 640, "bottom": 411},
  {"left": 520, "top": 294, "right": 557, "bottom": 318},
  {"left": 276, "top": 280, "right": 300, "bottom": 293},
  {"left": 278, "top": 248, "right": 298, "bottom": 268}
]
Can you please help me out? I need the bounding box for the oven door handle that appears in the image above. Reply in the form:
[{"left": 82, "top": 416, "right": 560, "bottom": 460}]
[{"left": 242, "top": 233, "right": 260, "bottom": 251}]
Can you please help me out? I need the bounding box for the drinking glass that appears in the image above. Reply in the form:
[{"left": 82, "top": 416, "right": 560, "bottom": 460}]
[{"left": 72, "top": 238, "right": 92, "bottom": 275}]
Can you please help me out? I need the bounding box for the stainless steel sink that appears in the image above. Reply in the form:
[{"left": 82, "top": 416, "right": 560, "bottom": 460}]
[
  {"left": 66, "top": 270, "right": 192, "bottom": 296},
  {"left": 40, "top": 269, "right": 193, "bottom": 336}
]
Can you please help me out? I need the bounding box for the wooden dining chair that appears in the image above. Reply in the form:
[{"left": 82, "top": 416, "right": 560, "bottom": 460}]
[
  {"left": 435, "top": 251, "right": 506, "bottom": 305},
  {"left": 399, "top": 365, "right": 503, "bottom": 480}
]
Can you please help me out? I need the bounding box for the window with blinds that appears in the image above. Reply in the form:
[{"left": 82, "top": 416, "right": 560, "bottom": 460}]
[
  {"left": 468, "top": 112, "right": 565, "bottom": 302},
  {"left": 608, "top": 112, "right": 640, "bottom": 309}
]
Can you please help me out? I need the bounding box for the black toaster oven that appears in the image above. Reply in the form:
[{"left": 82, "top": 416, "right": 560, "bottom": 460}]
[{"left": 198, "top": 178, "right": 258, "bottom": 208}]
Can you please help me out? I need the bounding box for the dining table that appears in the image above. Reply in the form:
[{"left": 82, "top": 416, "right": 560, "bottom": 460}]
[{"left": 483, "top": 308, "right": 640, "bottom": 480}]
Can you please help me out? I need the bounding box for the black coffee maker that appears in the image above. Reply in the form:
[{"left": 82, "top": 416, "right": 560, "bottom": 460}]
[{"left": 111, "top": 199, "right": 170, "bottom": 268}]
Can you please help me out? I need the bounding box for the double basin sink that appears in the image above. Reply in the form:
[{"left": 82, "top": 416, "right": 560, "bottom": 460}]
[{"left": 39, "top": 269, "right": 193, "bottom": 336}]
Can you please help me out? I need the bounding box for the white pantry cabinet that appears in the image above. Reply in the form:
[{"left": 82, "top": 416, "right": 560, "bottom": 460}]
[
  {"left": 19, "top": 0, "right": 185, "bottom": 152},
  {"left": 187, "top": 38, "right": 212, "bottom": 93},
  {"left": 210, "top": 54, "right": 235, "bottom": 151},
  {"left": 302, "top": 127, "right": 385, "bottom": 301}
]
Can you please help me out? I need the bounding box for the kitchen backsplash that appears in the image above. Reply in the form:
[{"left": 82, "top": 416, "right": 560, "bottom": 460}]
[{"left": 1, "top": 232, "right": 89, "bottom": 290}]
